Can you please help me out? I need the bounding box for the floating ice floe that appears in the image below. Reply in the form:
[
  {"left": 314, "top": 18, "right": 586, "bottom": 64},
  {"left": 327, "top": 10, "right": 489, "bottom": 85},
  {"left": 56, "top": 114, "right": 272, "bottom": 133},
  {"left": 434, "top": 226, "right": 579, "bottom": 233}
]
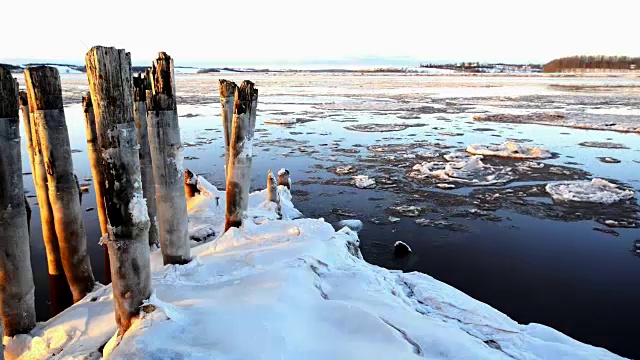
[
  {"left": 264, "top": 118, "right": 297, "bottom": 125},
  {"left": 466, "top": 141, "right": 552, "bottom": 159},
  {"left": 337, "top": 219, "right": 363, "bottom": 232},
  {"left": 335, "top": 165, "right": 357, "bottom": 175},
  {"left": 545, "top": 178, "right": 635, "bottom": 204},
  {"left": 352, "top": 175, "right": 376, "bottom": 189},
  {"left": 410, "top": 155, "right": 514, "bottom": 186}
]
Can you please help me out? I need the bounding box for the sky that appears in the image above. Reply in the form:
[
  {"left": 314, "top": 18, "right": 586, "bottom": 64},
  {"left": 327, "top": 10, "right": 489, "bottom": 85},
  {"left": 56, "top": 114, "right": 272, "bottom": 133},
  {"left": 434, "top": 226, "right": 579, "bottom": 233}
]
[{"left": 2, "top": 0, "right": 638, "bottom": 67}]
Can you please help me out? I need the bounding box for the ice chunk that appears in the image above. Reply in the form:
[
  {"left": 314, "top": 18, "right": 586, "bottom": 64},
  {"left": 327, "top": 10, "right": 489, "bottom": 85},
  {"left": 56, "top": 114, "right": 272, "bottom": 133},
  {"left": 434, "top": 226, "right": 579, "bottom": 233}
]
[
  {"left": 337, "top": 219, "right": 363, "bottom": 232},
  {"left": 410, "top": 155, "right": 514, "bottom": 186},
  {"left": 467, "top": 141, "right": 552, "bottom": 159},
  {"left": 264, "top": 118, "right": 297, "bottom": 125},
  {"left": 352, "top": 175, "right": 376, "bottom": 189},
  {"left": 545, "top": 178, "right": 635, "bottom": 204}
]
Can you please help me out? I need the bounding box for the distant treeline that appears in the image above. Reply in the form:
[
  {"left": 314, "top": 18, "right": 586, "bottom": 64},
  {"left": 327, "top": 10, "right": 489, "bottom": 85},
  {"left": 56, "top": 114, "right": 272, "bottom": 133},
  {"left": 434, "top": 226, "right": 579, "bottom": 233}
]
[{"left": 543, "top": 56, "right": 640, "bottom": 72}]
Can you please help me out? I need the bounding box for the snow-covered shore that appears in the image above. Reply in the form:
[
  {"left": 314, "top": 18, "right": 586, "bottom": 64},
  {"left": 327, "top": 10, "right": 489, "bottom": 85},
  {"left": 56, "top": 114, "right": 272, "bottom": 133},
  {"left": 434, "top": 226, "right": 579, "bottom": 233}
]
[{"left": 4, "top": 180, "right": 623, "bottom": 359}]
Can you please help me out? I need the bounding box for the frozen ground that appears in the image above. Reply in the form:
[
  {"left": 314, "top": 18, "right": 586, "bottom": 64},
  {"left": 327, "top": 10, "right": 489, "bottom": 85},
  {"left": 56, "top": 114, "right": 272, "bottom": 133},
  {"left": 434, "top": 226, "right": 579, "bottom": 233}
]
[{"left": 5, "top": 180, "right": 624, "bottom": 359}]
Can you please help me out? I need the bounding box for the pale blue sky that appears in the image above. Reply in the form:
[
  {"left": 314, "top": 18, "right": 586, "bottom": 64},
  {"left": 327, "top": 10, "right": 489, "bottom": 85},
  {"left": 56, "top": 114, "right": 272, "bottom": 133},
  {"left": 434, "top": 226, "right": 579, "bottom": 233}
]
[{"left": 3, "top": 0, "right": 638, "bottom": 66}]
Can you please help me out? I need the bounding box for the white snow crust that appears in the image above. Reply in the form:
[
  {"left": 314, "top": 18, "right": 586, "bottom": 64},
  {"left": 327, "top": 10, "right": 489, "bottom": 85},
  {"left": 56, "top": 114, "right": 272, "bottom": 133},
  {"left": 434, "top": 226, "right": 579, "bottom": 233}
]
[{"left": 3, "top": 176, "right": 624, "bottom": 360}]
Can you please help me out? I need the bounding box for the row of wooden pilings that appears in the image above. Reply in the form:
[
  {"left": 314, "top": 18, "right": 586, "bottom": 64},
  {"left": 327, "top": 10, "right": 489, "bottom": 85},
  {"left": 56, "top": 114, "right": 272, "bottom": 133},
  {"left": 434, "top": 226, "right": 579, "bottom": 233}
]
[{"left": 0, "top": 46, "right": 291, "bottom": 349}]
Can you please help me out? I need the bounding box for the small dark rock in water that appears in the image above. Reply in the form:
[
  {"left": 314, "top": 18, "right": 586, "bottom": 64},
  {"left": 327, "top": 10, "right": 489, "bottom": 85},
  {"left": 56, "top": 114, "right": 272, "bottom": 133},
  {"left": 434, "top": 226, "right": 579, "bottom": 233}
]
[
  {"left": 85, "top": 207, "right": 94, "bottom": 212},
  {"left": 597, "top": 157, "right": 621, "bottom": 164},
  {"left": 22, "top": 172, "right": 32, "bottom": 175},
  {"left": 71, "top": 149, "right": 83, "bottom": 153},
  {"left": 180, "top": 113, "right": 201, "bottom": 118},
  {"left": 394, "top": 241, "right": 412, "bottom": 257},
  {"left": 184, "top": 156, "right": 200, "bottom": 160},
  {"left": 593, "top": 227, "right": 620, "bottom": 237}
]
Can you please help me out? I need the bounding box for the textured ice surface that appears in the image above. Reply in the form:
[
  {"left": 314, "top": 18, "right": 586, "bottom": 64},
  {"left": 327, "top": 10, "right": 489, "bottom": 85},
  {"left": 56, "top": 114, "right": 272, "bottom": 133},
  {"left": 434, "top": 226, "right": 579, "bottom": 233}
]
[{"left": 546, "top": 179, "right": 635, "bottom": 204}]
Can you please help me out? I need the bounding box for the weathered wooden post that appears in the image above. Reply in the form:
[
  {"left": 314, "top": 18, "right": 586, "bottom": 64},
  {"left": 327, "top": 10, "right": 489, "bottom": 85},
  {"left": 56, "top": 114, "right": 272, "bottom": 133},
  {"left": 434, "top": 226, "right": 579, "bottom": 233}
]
[
  {"left": 83, "top": 93, "right": 112, "bottom": 284},
  {"left": 86, "top": 46, "right": 151, "bottom": 335},
  {"left": 132, "top": 74, "right": 159, "bottom": 248},
  {"left": 267, "top": 170, "right": 281, "bottom": 218},
  {"left": 277, "top": 168, "right": 291, "bottom": 189},
  {"left": 219, "top": 80, "right": 236, "bottom": 178},
  {"left": 18, "top": 92, "right": 36, "bottom": 178},
  {"left": 146, "top": 52, "right": 191, "bottom": 265},
  {"left": 24, "top": 66, "right": 95, "bottom": 303},
  {"left": 21, "top": 89, "right": 72, "bottom": 313},
  {"left": 0, "top": 65, "right": 36, "bottom": 337},
  {"left": 184, "top": 168, "right": 200, "bottom": 198},
  {"left": 224, "top": 81, "right": 258, "bottom": 231},
  {"left": 267, "top": 170, "right": 278, "bottom": 203}
]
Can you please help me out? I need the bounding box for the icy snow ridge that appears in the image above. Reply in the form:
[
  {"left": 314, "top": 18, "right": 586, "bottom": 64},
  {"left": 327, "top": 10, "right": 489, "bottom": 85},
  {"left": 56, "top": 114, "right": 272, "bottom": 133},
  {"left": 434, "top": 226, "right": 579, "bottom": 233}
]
[
  {"left": 5, "top": 177, "right": 623, "bottom": 360},
  {"left": 467, "top": 141, "right": 552, "bottom": 159},
  {"left": 546, "top": 178, "right": 635, "bottom": 204}
]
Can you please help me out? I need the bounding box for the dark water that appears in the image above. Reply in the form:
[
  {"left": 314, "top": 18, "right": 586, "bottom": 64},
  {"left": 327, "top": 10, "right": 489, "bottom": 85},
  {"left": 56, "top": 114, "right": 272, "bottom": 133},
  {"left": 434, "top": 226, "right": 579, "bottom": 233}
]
[{"left": 18, "top": 75, "right": 640, "bottom": 358}]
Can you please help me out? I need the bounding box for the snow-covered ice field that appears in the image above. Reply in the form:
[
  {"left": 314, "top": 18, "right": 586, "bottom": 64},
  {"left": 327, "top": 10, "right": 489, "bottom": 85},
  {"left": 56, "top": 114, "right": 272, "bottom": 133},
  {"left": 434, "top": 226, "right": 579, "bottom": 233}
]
[
  {"left": 11, "top": 73, "right": 640, "bottom": 358},
  {"left": 4, "top": 180, "right": 624, "bottom": 359}
]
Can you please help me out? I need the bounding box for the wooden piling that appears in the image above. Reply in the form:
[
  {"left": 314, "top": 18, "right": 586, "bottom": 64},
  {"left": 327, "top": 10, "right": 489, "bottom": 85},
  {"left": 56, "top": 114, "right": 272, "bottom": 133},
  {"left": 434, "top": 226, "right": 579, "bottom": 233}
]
[
  {"left": 21, "top": 89, "right": 72, "bottom": 313},
  {"left": 219, "top": 80, "right": 237, "bottom": 178},
  {"left": 184, "top": 168, "right": 200, "bottom": 198},
  {"left": 18, "top": 92, "right": 36, "bottom": 179},
  {"left": 224, "top": 81, "right": 258, "bottom": 231},
  {"left": 0, "top": 65, "right": 36, "bottom": 337},
  {"left": 83, "top": 94, "right": 112, "bottom": 284},
  {"left": 86, "top": 46, "right": 151, "bottom": 335},
  {"left": 133, "top": 74, "right": 159, "bottom": 248},
  {"left": 267, "top": 170, "right": 281, "bottom": 218},
  {"left": 277, "top": 168, "right": 291, "bottom": 189},
  {"left": 146, "top": 52, "right": 191, "bottom": 265},
  {"left": 25, "top": 66, "right": 95, "bottom": 303}
]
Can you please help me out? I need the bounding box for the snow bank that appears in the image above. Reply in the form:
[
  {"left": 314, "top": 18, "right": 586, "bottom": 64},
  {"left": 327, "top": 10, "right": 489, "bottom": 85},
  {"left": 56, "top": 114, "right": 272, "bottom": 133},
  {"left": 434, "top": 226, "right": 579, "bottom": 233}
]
[
  {"left": 546, "top": 178, "right": 635, "bottom": 204},
  {"left": 467, "top": 141, "right": 552, "bottom": 159},
  {"left": 5, "top": 177, "right": 623, "bottom": 359},
  {"left": 410, "top": 155, "right": 514, "bottom": 186}
]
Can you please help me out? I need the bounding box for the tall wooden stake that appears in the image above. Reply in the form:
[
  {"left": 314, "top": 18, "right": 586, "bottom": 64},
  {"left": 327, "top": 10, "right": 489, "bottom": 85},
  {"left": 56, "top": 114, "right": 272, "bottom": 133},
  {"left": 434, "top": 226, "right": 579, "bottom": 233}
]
[
  {"left": 277, "top": 168, "right": 291, "bottom": 189},
  {"left": 0, "top": 65, "right": 36, "bottom": 337},
  {"left": 24, "top": 66, "right": 95, "bottom": 303},
  {"left": 267, "top": 170, "right": 281, "bottom": 218},
  {"left": 20, "top": 90, "right": 72, "bottom": 314},
  {"left": 146, "top": 52, "right": 190, "bottom": 265},
  {"left": 184, "top": 168, "right": 200, "bottom": 198},
  {"left": 133, "top": 74, "right": 159, "bottom": 248},
  {"left": 225, "top": 81, "right": 258, "bottom": 231},
  {"left": 83, "top": 93, "right": 111, "bottom": 284},
  {"left": 86, "top": 46, "right": 151, "bottom": 335},
  {"left": 219, "top": 80, "right": 236, "bottom": 178}
]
